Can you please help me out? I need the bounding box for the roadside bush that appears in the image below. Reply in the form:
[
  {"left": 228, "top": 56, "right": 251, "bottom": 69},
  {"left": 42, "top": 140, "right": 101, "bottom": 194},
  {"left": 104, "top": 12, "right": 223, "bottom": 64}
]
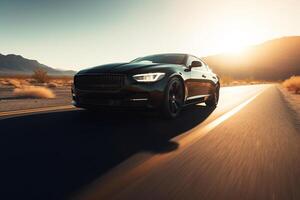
[
  {"left": 47, "top": 82, "right": 58, "bottom": 88},
  {"left": 7, "top": 79, "right": 22, "bottom": 88},
  {"left": 32, "top": 68, "right": 49, "bottom": 83},
  {"left": 13, "top": 86, "right": 55, "bottom": 99},
  {"left": 220, "top": 76, "right": 234, "bottom": 86},
  {"left": 283, "top": 76, "right": 300, "bottom": 94}
]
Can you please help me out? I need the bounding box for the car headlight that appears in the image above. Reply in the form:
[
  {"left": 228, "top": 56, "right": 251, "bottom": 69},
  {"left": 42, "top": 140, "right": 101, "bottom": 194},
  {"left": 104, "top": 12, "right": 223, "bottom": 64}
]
[{"left": 132, "top": 72, "right": 165, "bottom": 82}]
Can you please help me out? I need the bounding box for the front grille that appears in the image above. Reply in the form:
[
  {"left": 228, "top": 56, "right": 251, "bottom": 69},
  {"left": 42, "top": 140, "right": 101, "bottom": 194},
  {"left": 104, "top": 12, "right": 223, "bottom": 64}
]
[{"left": 74, "top": 74, "right": 125, "bottom": 91}]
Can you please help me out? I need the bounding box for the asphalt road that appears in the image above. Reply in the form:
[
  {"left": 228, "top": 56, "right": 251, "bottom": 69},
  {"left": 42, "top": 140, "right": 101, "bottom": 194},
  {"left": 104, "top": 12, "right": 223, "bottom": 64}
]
[{"left": 1, "top": 84, "right": 299, "bottom": 200}]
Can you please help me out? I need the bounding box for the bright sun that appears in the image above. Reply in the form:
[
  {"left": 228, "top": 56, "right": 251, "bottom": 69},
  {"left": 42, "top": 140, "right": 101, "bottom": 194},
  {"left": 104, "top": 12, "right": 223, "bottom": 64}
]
[
  {"left": 217, "top": 31, "right": 249, "bottom": 54},
  {"left": 212, "top": 21, "right": 263, "bottom": 54}
]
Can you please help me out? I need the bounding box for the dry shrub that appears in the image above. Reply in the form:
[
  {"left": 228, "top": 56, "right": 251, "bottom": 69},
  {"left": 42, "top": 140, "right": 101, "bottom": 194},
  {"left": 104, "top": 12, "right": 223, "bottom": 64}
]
[
  {"left": 54, "top": 79, "right": 64, "bottom": 84},
  {"left": 7, "top": 79, "right": 22, "bottom": 88},
  {"left": 52, "top": 79, "right": 64, "bottom": 86},
  {"left": 0, "top": 78, "right": 32, "bottom": 87},
  {"left": 283, "top": 76, "right": 300, "bottom": 94},
  {"left": 47, "top": 82, "right": 58, "bottom": 88},
  {"left": 50, "top": 76, "right": 73, "bottom": 86},
  {"left": 220, "top": 76, "right": 234, "bottom": 85},
  {"left": 250, "top": 81, "right": 260, "bottom": 85},
  {"left": 231, "top": 81, "right": 241, "bottom": 85},
  {"left": 20, "top": 79, "right": 29, "bottom": 85},
  {"left": 28, "top": 78, "right": 38, "bottom": 84},
  {"left": 64, "top": 80, "right": 73, "bottom": 86},
  {"left": 50, "top": 79, "right": 73, "bottom": 87},
  {"left": 32, "top": 68, "right": 49, "bottom": 83},
  {"left": 0, "top": 79, "right": 9, "bottom": 86},
  {"left": 13, "top": 86, "right": 55, "bottom": 99}
]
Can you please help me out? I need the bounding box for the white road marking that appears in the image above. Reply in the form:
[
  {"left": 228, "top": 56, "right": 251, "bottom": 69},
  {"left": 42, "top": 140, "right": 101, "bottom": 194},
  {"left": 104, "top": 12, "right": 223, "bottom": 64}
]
[
  {"left": 204, "top": 91, "right": 263, "bottom": 132},
  {"left": 177, "top": 86, "right": 268, "bottom": 146}
]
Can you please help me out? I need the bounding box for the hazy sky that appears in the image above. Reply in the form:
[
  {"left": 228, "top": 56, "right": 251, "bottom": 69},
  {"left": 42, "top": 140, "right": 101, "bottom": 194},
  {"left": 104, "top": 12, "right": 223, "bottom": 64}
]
[{"left": 1, "top": 0, "right": 300, "bottom": 70}]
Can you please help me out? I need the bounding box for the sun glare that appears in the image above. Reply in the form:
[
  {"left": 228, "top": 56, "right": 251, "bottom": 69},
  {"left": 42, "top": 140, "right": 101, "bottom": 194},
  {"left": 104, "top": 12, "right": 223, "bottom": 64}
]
[
  {"left": 217, "top": 31, "right": 250, "bottom": 54},
  {"left": 211, "top": 20, "right": 264, "bottom": 55}
]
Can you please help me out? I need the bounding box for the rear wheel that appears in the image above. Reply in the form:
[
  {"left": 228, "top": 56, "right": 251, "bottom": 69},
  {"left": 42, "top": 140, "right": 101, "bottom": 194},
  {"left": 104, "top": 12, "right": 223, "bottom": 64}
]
[
  {"left": 162, "top": 77, "right": 184, "bottom": 118},
  {"left": 205, "top": 86, "right": 219, "bottom": 107}
]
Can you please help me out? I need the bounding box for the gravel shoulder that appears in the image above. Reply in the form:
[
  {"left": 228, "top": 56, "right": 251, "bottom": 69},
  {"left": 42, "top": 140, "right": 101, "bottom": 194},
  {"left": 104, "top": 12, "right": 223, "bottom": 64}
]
[{"left": 278, "top": 85, "right": 300, "bottom": 128}]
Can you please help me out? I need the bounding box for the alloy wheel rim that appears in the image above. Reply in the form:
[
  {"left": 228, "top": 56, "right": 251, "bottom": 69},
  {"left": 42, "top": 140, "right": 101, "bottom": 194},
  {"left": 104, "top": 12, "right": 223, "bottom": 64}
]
[
  {"left": 168, "top": 80, "right": 183, "bottom": 114},
  {"left": 215, "top": 91, "right": 219, "bottom": 103}
]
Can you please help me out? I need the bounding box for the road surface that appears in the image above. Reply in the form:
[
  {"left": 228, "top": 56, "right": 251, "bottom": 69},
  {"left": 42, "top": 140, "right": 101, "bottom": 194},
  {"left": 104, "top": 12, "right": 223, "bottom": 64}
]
[{"left": 1, "top": 84, "right": 299, "bottom": 200}]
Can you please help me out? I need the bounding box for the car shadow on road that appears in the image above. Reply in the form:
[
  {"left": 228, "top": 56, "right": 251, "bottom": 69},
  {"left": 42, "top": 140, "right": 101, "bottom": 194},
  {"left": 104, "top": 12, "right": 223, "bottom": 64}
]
[{"left": 0, "top": 105, "right": 215, "bottom": 200}]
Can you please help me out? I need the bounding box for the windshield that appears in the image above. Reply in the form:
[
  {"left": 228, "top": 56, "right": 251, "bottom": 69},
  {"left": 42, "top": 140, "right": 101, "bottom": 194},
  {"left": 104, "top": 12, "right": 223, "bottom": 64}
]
[{"left": 131, "top": 54, "right": 186, "bottom": 65}]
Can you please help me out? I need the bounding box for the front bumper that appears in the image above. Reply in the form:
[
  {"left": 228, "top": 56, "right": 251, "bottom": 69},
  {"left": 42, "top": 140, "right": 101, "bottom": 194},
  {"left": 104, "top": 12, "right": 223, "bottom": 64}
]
[{"left": 72, "top": 77, "right": 167, "bottom": 109}]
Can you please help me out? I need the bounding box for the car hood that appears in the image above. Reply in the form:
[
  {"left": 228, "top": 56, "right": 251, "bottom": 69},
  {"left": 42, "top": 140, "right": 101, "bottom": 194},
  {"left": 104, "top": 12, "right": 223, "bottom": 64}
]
[{"left": 77, "top": 62, "right": 175, "bottom": 74}]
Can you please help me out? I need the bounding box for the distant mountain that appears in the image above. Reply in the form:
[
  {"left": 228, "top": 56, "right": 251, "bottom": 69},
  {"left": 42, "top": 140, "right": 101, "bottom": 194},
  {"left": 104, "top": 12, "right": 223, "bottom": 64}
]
[
  {"left": 0, "top": 54, "right": 76, "bottom": 76},
  {"left": 203, "top": 36, "right": 300, "bottom": 81}
]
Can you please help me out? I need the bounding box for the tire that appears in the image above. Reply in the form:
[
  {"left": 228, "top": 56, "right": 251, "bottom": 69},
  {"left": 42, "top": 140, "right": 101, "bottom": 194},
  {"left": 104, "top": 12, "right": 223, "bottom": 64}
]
[
  {"left": 205, "top": 86, "right": 219, "bottom": 107},
  {"left": 162, "top": 77, "right": 184, "bottom": 119}
]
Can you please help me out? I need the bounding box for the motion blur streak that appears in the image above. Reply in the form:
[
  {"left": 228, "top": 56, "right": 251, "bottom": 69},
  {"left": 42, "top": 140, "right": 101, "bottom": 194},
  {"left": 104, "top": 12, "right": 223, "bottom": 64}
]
[
  {"left": 0, "top": 105, "right": 74, "bottom": 119},
  {"left": 177, "top": 85, "right": 268, "bottom": 147},
  {"left": 200, "top": 87, "right": 267, "bottom": 135},
  {"left": 74, "top": 85, "right": 269, "bottom": 200}
]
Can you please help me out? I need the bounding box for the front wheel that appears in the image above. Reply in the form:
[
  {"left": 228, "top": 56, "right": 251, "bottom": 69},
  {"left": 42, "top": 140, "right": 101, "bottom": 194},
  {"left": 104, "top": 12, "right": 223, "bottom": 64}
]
[
  {"left": 205, "top": 87, "right": 219, "bottom": 107},
  {"left": 162, "top": 77, "right": 184, "bottom": 119}
]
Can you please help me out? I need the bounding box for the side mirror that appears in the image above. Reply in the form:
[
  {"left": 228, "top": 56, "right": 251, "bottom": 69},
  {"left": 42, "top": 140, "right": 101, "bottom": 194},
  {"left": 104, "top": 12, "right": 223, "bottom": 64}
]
[{"left": 191, "top": 61, "right": 202, "bottom": 68}]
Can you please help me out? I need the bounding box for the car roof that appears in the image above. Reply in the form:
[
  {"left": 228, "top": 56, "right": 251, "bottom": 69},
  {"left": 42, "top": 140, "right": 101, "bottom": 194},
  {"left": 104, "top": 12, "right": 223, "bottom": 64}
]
[
  {"left": 142, "top": 53, "right": 188, "bottom": 57},
  {"left": 144, "top": 53, "right": 204, "bottom": 59}
]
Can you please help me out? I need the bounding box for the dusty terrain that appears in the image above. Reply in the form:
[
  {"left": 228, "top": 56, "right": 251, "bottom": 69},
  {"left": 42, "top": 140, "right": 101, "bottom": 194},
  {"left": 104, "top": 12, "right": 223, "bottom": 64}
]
[
  {"left": 0, "top": 77, "right": 72, "bottom": 112},
  {"left": 279, "top": 86, "right": 300, "bottom": 126},
  {"left": 0, "top": 87, "right": 71, "bottom": 112}
]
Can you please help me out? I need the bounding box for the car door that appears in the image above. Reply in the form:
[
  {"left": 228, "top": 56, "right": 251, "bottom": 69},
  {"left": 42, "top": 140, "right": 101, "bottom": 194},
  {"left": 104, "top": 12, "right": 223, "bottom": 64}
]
[
  {"left": 185, "top": 56, "right": 208, "bottom": 99},
  {"left": 203, "top": 64, "right": 218, "bottom": 94}
]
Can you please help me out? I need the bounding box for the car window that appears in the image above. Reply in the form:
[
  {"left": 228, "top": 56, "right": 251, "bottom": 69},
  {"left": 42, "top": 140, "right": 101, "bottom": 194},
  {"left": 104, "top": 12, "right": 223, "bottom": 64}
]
[
  {"left": 131, "top": 54, "right": 186, "bottom": 65},
  {"left": 186, "top": 56, "right": 198, "bottom": 67},
  {"left": 186, "top": 56, "right": 207, "bottom": 71}
]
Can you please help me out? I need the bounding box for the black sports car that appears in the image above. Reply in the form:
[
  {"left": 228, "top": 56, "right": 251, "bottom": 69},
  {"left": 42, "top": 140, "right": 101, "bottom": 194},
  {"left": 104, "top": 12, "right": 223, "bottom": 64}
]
[{"left": 72, "top": 53, "right": 220, "bottom": 118}]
